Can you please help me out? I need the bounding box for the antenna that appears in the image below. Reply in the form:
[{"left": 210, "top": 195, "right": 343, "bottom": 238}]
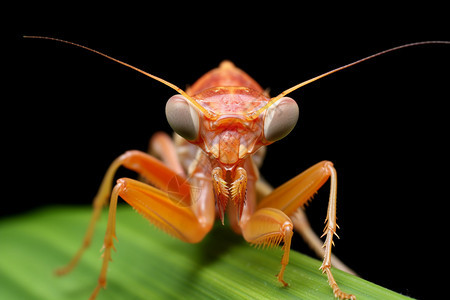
[
  {"left": 23, "top": 36, "right": 213, "bottom": 117},
  {"left": 250, "top": 41, "right": 450, "bottom": 118}
]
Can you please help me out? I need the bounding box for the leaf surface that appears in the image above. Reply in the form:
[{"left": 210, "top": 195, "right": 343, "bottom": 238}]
[{"left": 0, "top": 206, "right": 412, "bottom": 299}]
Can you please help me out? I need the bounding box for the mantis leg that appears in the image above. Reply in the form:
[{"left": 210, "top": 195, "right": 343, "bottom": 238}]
[
  {"left": 290, "top": 208, "right": 355, "bottom": 275},
  {"left": 257, "top": 161, "right": 355, "bottom": 300},
  {"left": 256, "top": 174, "right": 356, "bottom": 275},
  {"left": 240, "top": 207, "right": 294, "bottom": 287},
  {"left": 89, "top": 177, "right": 213, "bottom": 300},
  {"left": 55, "top": 150, "right": 190, "bottom": 275},
  {"left": 56, "top": 149, "right": 215, "bottom": 299}
]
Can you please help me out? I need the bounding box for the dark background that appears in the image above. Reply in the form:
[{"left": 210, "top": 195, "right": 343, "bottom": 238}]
[{"left": 8, "top": 4, "right": 449, "bottom": 299}]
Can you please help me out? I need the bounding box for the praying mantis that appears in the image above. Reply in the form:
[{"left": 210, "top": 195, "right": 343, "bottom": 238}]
[{"left": 25, "top": 36, "right": 449, "bottom": 299}]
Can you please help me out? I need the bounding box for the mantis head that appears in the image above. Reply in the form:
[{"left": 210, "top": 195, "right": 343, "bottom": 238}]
[
  {"left": 165, "top": 85, "right": 299, "bottom": 222},
  {"left": 25, "top": 36, "right": 450, "bottom": 222}
]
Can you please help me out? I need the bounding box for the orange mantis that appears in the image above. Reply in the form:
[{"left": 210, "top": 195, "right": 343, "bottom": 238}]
[{"left": 25, "top": 36, "right": 450, "bottom": 299}]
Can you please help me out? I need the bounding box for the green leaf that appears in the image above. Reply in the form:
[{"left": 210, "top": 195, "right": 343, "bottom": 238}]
[{"left": 0, "top": 206, "right": 412, "bottom": 300}]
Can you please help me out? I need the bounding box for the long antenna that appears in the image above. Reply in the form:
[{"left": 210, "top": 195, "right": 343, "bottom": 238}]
[
  {"left": 250, "top": 41, "right": 450, "bottom": 118},
  {"left": 23, "top": 36, "right": 213, "bottom": 117}
]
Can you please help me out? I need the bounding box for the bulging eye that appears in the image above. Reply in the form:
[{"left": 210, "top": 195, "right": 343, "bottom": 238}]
[
  {"left": 165, "top": 95, "right": 200, "bottom": 141},
  {"left": 263, "top": 97, "right": 299, "bottom": 142}
]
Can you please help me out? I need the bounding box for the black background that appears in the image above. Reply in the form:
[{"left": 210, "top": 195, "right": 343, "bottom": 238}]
[{"left": 7, "top": 4, "right": 449, "bottom": 299}]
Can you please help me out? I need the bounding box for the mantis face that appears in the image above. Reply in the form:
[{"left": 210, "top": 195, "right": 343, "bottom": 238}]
[{"left": 166, "top": 86, "right": 299, "bottom": 220}]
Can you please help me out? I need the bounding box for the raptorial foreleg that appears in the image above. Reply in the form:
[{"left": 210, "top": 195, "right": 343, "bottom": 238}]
[
  {"left": 257, "top": 161, "right": 355, "bottom": 299},
  {"left": 240, "top": 207, "right": 294, "bottom": 286}
]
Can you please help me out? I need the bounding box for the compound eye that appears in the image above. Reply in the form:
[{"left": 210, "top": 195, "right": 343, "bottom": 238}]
[
  {"left": 165, "top": 95, "right": 199, "bottom": 141},
  {"left": 263, "top": 97, "right": 299, "bottom": 142}
]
